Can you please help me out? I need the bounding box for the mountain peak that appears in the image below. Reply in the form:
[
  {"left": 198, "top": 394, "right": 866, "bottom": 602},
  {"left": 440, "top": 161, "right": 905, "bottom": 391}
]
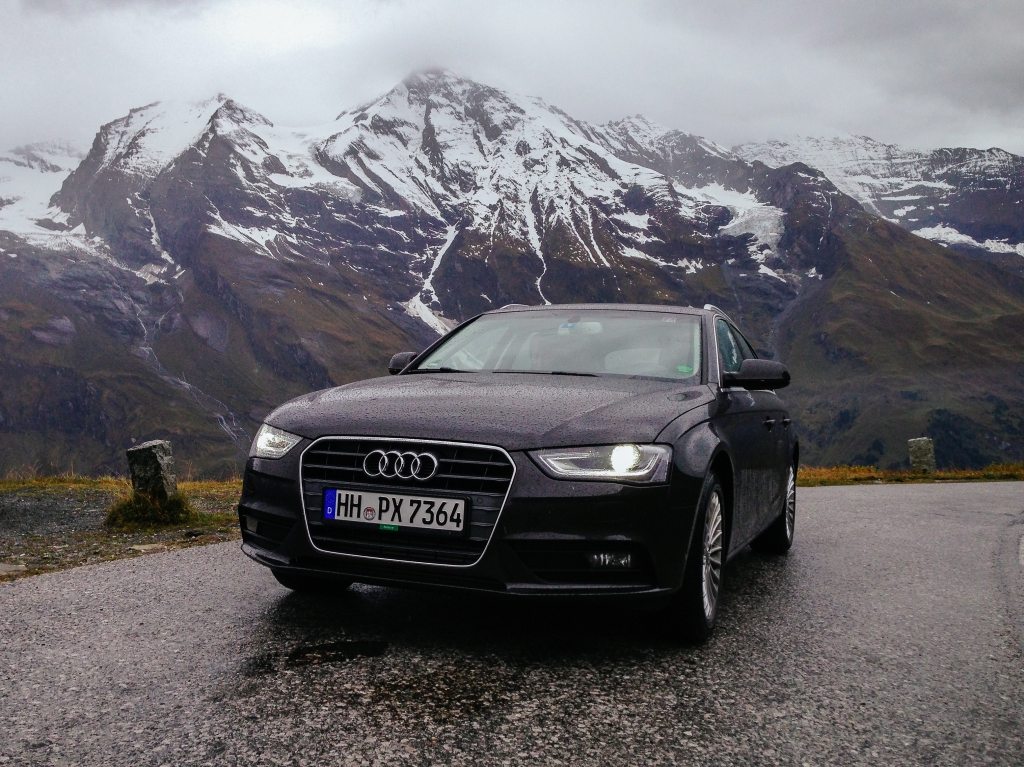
[
  {"left": 394, "top": 68, "right": 506, "bottom": 107},
  {"left": 602, "top": 114, "right": 669, "bottom": 145},
  {"left": 401, "top": 67, "right": 462, "bottom": 87},
  {"left": 83, "top": 93, "right": 275, "bottom": 177},
  {"left": 208, "top": 98, "right": 273, "bottom": 131}
]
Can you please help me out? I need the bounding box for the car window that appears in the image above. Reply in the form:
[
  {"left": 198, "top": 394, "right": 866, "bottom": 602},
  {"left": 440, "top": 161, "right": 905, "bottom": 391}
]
[
  {"left": 715, "top": 318, "right": 743, "bottom": 375},
  {"left": 416, "top": 310, "right": 702, "bottom": 380},
  {"left": 729, "top": 325, "right": 757, "bottom": 361},
  {"left": 426, "top": 321, "right": 509, "bottom": 371}
]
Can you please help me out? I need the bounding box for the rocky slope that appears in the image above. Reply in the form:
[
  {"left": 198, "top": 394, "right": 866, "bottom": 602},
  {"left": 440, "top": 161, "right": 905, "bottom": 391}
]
[
  {"left": 736, "top": 135, "right": 1024, "bottom": 269},
  {"left": 1, "top": 71, "right": 1022, "bottom": 472}
]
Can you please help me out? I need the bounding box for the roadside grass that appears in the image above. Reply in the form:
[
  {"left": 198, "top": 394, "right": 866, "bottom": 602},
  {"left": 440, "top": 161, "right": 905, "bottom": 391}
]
[
  {"left": 798, "top": 463, "right": 1024, "bottom": 486},
  {"left": 0, "top": 473, "right": 242, "bottom": 495},
  {"left": 0, "top": 472, "right": 129, "bottom": 492},
  {"left": 105, "top": 491, "right": 198, "bottom": 528},
  {"left": 0, "top": 477, "right": 243, "bottom": 582}
]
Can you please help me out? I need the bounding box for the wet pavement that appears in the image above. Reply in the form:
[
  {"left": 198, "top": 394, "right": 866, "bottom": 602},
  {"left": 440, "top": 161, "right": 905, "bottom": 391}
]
[{"left": 1, "top": 482, "right": 1022, "bottom": 766}]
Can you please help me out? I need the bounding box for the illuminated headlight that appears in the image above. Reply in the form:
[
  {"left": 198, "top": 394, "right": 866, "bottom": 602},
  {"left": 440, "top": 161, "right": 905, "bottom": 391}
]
[
  {"left": 530, "top": 444, "right": 672, "bottom": 484},
  {"left": 251, "top": 424, "right": 302, "bottom": 459}
]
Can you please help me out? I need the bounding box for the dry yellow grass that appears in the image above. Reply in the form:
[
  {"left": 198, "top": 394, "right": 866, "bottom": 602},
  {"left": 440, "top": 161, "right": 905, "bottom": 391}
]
[
  {"left": 180, "top": 478, "right": 242, "bottom": 495},
  {"left": 0, "top": 474, "right": 242, "bottom": 494},
  {"left": 798, "top": 463, "right": 1024, "bottom": 486},
  {"left": 0, "top": 472, "right": 128, "bottom": 492}
]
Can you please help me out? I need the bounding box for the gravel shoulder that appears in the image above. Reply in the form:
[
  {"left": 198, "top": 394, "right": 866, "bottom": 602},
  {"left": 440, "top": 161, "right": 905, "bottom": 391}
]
[{"left": 0, "top": 480, "right": 240, "bottom": 580}]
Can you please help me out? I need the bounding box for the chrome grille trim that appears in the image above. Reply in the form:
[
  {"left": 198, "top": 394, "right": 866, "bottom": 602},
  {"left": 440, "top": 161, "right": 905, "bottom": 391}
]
[{"left": 298, "top": 436, "right": 517, "bottom": 568}]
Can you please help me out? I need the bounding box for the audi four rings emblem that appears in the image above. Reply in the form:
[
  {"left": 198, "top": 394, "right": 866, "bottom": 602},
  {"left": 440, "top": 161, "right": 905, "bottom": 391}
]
[{"left": 362, "top": 449, "right": 440, "bottom": 481}]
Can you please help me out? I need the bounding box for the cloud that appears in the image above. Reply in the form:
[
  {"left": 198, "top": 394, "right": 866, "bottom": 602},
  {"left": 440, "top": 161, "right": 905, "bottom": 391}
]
[
  {"left": 20, "top": 0, "right": 209, "bottom": 13},
  {"left": 2, "top": 0, "right": 1022, "bottom": 154}
]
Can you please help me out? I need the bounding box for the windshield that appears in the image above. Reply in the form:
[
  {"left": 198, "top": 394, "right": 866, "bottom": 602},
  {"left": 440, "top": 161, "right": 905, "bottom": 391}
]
[{"left": 413, "top": 309, "right": 702, "bottom": 380}]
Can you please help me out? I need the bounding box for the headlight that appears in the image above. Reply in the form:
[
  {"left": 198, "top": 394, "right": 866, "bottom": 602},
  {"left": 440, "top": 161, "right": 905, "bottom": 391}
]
[
  {"left": 530, "top": 444, "right": 672, "bottom": 484},
  {"left": 251, "top": 424, "right": 302, "bottom": 459}
]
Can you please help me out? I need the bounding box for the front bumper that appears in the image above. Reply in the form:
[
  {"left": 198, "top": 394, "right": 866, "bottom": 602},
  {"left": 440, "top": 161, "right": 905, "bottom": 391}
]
[{"left": 238, "top": 447, "right": 702, "bottom": 599}]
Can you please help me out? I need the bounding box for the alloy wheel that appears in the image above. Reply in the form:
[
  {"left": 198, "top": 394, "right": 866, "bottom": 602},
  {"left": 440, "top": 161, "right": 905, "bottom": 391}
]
[
  {"left": 702, "top": 489, "right": 724, "bottom": 620},
  {"left": 784, "top": 466, "right": 796, "bottom": 540}
]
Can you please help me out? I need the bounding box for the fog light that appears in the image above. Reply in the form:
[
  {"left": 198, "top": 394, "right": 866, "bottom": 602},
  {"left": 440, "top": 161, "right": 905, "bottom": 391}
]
[
  {"left": 245, "top": 516, "right": 258, "bottom": 533},
  {"left": 588, "top": 552, "right": 633, "bottom": 569}
]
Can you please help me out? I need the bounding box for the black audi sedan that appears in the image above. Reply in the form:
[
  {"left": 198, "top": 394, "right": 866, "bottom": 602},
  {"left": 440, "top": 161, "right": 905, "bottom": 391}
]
[{"left": 239, "top": 304, "right": 798, "bottom": 641}]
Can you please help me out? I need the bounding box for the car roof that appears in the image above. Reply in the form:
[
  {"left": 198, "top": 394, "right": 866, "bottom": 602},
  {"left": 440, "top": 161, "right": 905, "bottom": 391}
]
[
  {"left": 483, "top": 303, "right": 740, "bottom": 325},
  {"left": 486, "top": 303, "right": 704, "bottom": 316}
]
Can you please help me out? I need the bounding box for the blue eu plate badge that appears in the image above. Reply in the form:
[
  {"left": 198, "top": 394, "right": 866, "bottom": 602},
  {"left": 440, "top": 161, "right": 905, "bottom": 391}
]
[{"left": 323, "top": 488, "right": 338, "bottom": 520}]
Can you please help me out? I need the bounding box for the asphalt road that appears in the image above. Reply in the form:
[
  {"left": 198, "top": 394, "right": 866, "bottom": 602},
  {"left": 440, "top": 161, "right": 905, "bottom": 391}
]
[{"left": 2, "top": 482, "right": 1023, "bottom": 766}]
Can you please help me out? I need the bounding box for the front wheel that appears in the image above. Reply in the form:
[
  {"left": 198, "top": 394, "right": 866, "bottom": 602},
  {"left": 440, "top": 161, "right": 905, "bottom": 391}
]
[
  {"left": 752, "top": 464, "right": 796, "bottom": 554},
  {"left": 665, "top": 472, "right": 726, "bottom": 643}
]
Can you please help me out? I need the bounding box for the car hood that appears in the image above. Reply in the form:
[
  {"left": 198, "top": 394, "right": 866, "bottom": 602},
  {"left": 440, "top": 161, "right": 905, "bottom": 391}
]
[{"left": 267, "top": 373, "right": 713, "bottom": 450}]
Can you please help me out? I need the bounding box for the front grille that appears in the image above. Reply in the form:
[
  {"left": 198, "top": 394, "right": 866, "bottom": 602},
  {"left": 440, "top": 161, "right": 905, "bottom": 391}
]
[{"left": 300, "top": 437, "right": 515, "bottom": 566}]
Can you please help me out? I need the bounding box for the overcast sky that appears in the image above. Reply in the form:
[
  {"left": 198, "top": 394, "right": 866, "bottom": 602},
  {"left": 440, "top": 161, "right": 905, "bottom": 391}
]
[{"left": 3, "top": 0, "right": 1022, "bottom": 155}]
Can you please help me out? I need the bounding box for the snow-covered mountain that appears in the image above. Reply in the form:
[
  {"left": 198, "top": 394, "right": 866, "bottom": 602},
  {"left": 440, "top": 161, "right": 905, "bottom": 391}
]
[
  {"left": 42, "top": 73, "right": 818, "bottom": 326},
  {"left": 0, "top": 142, "right": 84, "bottom": 235},
  {"left": 1, "top": 71, "right": 1022, "bottom": 473},
  {"left": 736, "top": 135, "right": 1024, "bottom": 261}
]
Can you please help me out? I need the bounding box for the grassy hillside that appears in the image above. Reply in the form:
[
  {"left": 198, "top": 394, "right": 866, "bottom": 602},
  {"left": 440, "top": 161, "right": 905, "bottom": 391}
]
[{"left": 778, "top": 216, "right": 1024, "bottom": 468}]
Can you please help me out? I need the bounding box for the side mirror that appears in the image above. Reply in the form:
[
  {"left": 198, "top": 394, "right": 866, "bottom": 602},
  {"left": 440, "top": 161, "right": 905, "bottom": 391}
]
[
  {"left": 388, "top": 351, "right": 418, "bottom": 375},
  {"left": 722, "top": 359, "right": 790, "bottom": 390}
]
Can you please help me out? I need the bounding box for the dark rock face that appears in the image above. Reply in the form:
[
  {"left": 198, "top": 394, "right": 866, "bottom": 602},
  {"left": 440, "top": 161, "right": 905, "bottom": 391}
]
[{"left": 126, "top": 440, "right": 177, "bottom": 502}]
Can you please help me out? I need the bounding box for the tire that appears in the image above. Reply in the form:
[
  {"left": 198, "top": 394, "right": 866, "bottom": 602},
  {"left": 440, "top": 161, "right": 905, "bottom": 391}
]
[
  {"left": 665, "top": 472, "right": 727, "bottom": 643},
  {"left": 751, "top": 463, "right": 796, "bottom": 555},
  {"left": 271, "top": 568, "right": 352, "bottom": 593}
]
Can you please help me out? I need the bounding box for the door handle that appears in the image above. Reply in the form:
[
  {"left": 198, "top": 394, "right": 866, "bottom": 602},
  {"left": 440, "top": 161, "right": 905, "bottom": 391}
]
[
  {"left": 763, "top": 417, "right": 776, "bottom": 430},
  {"left": 782, "top": 418, "right": 792, "bottom": 428}
]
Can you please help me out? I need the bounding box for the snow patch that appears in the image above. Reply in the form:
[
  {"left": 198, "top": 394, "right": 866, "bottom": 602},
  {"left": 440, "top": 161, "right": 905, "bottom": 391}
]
[
  {"left": 758, "top": 264, "right": 787, "bottom": 282},
  {"left": 523, "top": 191, "right": 550, "bottom": 304},
  {"left": 404, "top": 225, "right": 458, "bottom": 335},
  {"left": 718, "top": 197, "right": 785, "bottom": 258},
  {"left": 135, "top": 263, "right": 168, "bottom": 285},
  {"left": 611, "top": 211, "right": 650, "bottom": 229},
  {"left": 420, "top": 225, "right": 458, "bottom": 304},
  {"left": 0, "top": 144, "right": 81, "bottom": 235},
  {"left": 403, "top": 294, "right": 451, "bottom": 335},
  {"left": 620, "top": 246, "right": 703, "bottom": 273},
  {"left": 913, "top": 224, "right": 1024, "bottom": 256},
  {"left": 206, "top": 212, "right": 296, "bottom": 257}
]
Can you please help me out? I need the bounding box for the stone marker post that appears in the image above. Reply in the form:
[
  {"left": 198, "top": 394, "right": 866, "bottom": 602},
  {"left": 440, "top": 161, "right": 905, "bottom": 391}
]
[
  {"left": 908, "top": 437, "right": 936, "bottom": 473},
  {"left": 126, "top": 440, "right": 178, "bottom": 502}
]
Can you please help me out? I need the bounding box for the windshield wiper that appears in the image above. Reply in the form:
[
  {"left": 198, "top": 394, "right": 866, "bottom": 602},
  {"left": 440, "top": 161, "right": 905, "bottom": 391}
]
[
  {"left": 491, "top": 370, "right": 598, "bottom": 377},
  {"left": 406, "top": 367, "right": 471, "bottom": 374}
]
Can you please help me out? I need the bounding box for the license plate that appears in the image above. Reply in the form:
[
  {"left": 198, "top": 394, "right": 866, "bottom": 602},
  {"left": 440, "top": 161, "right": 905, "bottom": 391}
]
[{"left": 322, "top": 488, "right": 466, "bottom": 532}]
